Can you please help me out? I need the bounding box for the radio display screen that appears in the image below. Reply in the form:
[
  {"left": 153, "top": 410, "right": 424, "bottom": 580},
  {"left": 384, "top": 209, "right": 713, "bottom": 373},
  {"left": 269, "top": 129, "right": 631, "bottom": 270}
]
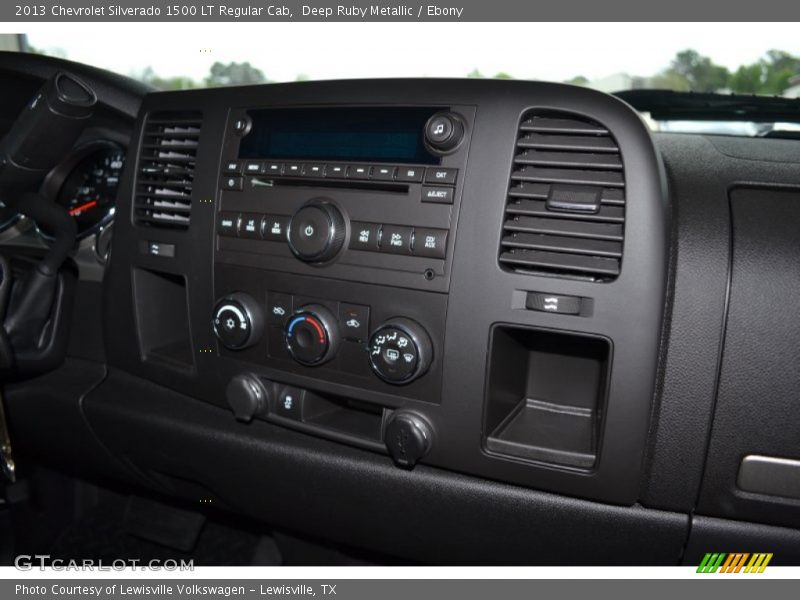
[{"left": 239, "top": 107, "right": 440, "bottom": 164}]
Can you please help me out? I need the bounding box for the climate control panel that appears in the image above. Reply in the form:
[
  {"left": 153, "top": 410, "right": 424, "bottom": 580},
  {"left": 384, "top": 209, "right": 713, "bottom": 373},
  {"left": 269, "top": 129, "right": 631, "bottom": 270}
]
[
  {"left": 212, "top": 294, "right": 435, "bottom": 386},
  {"left": 213, "top": 266, "right": 446, "bottom": 408}
]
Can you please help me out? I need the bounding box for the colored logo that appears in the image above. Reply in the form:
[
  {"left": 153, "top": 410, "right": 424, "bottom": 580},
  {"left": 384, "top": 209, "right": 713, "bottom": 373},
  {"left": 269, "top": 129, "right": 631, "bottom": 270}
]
[{"left": 697, "top": 553, "right": 773, "bottom": 573}]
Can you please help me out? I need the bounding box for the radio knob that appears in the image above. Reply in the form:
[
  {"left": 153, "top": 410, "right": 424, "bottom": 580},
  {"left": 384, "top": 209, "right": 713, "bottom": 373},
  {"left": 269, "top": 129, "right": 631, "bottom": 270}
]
[
  {"left": 288, "top": 200, "right": 346, "bottom": 263},
  {"left": 424, "top": 112, "right": 464, "bottom": 153},
  {"left": 368, "top": 318, "right": 432, "bottom": 384},
  {"left": 212, "top": 292, "right": 263, "bottom": 350},
  {"left": 285, "top": 304, "right": 340, "bottom": 366}
]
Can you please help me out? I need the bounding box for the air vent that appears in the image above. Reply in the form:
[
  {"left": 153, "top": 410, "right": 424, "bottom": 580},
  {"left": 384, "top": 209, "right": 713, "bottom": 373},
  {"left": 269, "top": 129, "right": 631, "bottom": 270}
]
[
  {"left": 499, "top": 110, "right": 625, "bottom": 281},
  {"left": 134, "top": 111, "right": 202, "bottom": 230}
]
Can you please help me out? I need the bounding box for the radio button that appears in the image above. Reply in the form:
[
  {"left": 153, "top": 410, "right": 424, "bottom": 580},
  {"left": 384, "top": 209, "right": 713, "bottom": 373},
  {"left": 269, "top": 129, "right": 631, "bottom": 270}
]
[
  {"left": 412, "top": 228, "right": 448, "bottom": 259},
  {"left": 244, "top": 161, "right": 264, "bottom": 175},
  {"left": 285, "top": 163, "right": 303, "bottom": 176},
  {"left": 218, "top": 212, "right": 240, "bottom": 236},
  {"left": 347, "top": 164, "right": 371, "bottom": 179},
  {"left": 223, "top": 160, "right": 242, "bottom": 174},
  {"left": 339, "top": 303, "right": 370, "bottom": 341},
  {"left": 396, "top": 166, "right": 424, "bottom": 182},
  {"left": 379, "top": 225, "right": 413, "bottom": 255},
  {"left": 288, "top": 201, "right": 346, "bottom": 263},
  {"left": 222, "top": 176, "right": 243, "bottom": 191},
  {"left": 265, "top": 162, "right": 284, "bottom": 176},
  {"left": 372, "top": 165, "right": 396, "bottom": 181},
  {"left": 304, "top": 164, "right": 325, "bottom": 178},
  {"left": 421, "top": 185, "right": 454, "bottom": 204},
  {"left": 349, "top": 221, "right": 381, "bottom": 252},
  {"left": 424, "top": 167, "right": 457, "bottom": 185},
  {"left": 263, "top": 215, "right": 290, "bottom": 241},
  {"left": 239, "top": 213, "right": 262, "bottom": 239},
  {"left": 326, "top": 164, "right": 347, "bottom": 178}
]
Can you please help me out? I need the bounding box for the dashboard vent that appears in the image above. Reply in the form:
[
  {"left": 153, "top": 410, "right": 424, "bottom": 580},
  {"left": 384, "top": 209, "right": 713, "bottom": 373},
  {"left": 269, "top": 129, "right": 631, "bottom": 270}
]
[
  {"left": 499, "top": 110, "right": 625, "bottom": 281},
  {"left": 134, "top": 111, "right": 202, "bottom": 230}
]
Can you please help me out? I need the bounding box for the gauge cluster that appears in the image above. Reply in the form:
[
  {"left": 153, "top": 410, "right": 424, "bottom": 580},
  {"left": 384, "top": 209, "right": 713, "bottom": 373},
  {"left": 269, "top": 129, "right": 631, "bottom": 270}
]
[
  {"left": 0, "top": 139, "right": 126, "bottom": 258},
  {"left": 40, "top": 141, "right": 125, "bottom": 241}
]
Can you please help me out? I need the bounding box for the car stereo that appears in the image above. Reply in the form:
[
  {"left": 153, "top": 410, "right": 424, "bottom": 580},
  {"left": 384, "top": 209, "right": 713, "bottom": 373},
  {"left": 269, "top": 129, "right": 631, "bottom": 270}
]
[
  {"left": 107, "top": 80, "right": 667, "bottom": 504},
  {"left": 209, "top": 105, "right": 474, "bottom": 423},
  {"left": 215, "top": 105, "right": 473, "bottom": 290}
]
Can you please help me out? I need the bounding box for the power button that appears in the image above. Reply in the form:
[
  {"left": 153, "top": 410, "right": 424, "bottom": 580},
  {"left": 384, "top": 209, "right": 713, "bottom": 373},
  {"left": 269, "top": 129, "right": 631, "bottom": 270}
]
[{"left": 287, "top": 201, "right": 346, "bottom": 263}]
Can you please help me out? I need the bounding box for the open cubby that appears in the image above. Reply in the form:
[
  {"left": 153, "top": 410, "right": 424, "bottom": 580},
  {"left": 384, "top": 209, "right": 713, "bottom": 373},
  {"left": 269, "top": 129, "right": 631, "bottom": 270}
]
[
  {"left": 483, "top": 326, "right": 611, "bottom": 469},
  {"left": 132, "top": 268, "right": 194, "bottom": 370}
]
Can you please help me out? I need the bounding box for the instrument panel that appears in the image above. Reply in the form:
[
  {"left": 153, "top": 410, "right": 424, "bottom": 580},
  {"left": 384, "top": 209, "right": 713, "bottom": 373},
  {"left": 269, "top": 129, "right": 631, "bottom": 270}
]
[
  {"left": 40, "top": 140, "right": 125, "bottom": 241},
  {"left": 0, "top": 138, "right": 126, "bottom": 260}
]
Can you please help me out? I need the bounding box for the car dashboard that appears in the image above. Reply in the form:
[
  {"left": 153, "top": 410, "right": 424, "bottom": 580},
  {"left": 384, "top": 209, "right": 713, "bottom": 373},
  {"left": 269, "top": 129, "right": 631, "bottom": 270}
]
[{"left": 2, "top": 53, "right": 800, "bottom": 565}]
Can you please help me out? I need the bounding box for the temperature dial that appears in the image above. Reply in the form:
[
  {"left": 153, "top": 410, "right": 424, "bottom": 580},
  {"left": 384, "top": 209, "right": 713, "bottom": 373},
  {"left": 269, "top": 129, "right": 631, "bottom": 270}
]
[
  {"left": 213, "top": 292, "right": 263, "bottom": 350},
  {"left": 368, "top": 318, "right": 432, "bottom": 384},
  {"left": 285, "top": 304, "right": 339, "bottom": 366}
]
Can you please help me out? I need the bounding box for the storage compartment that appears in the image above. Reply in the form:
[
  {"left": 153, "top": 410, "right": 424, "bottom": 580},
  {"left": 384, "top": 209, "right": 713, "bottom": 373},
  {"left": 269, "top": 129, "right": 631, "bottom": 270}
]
[
  {"left": 483, "top": 326, "right": 611, "bottom": 469},
  {"left": 132, "top": 268, "right": 194, "bottom": 369}
]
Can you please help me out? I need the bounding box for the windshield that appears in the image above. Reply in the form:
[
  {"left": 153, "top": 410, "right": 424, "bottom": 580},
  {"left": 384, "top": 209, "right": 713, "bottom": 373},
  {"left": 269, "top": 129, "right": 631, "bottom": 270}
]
[{"left": 11, "top": 24, "right": 800, "bottom": 135}]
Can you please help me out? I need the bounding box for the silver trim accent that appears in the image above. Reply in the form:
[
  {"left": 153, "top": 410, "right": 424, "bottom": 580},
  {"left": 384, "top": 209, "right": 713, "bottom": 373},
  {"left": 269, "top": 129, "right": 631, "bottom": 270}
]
[{"left": 737, "top": 455, "right": 800, "bottom": 500}]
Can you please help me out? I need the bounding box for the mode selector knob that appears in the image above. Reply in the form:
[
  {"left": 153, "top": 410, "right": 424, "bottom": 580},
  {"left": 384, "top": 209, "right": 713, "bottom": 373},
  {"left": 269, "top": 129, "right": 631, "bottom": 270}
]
[
  {"left": 368, "top": 318, "right": 432, "bottom": 384},
  {"left": 213, "top": 292, "right": 263, "bottom": 350},
  {"left": 285, "top": 304, "right": 339, "bottom": 366},
  {"left": 288, "top": 200, "right": 346, "bottom": 263}
]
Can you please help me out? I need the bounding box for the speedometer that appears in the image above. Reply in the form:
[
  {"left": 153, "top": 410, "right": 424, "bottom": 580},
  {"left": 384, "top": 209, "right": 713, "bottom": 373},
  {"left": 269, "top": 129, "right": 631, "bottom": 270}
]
[{"left": 39, "top": 142, "right": 125, "bottom": 240}]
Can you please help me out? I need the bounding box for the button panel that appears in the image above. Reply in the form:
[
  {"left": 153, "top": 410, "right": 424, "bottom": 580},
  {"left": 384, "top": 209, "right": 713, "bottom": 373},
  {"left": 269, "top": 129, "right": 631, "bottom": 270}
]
[
  {"left": 218, "top": 213, "right": 448, "bottom": 260},
  {"left": 220, "top": 159, "right": 455, "bottom": 187},
  {"left": 218, "top": 159, "right": 457, "bottom": 262}
]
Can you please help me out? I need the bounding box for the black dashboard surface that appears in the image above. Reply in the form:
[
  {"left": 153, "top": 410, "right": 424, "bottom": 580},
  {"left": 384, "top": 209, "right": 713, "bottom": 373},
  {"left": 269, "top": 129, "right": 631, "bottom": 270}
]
[{"left": 2, "top": 57, "right": 800, "bottom": 564}]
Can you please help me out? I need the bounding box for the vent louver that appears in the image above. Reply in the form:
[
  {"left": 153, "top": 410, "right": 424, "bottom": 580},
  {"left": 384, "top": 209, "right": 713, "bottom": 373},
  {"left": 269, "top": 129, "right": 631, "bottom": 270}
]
[
  {"left": 134, "top": 111, "right": 202, "bottom": 230},
  {"left": 499, "top": 110, "right": 625, "bottom": 281}
]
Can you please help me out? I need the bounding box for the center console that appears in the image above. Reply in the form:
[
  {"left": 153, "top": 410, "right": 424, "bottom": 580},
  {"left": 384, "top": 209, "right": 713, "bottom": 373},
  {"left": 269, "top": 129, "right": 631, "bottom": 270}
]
[{"left": 103, "top": 80, "right": 668, "bottom": 505}]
